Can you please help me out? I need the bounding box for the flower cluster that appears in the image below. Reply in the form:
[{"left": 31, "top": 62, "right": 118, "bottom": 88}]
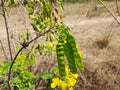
[{"left": 51, "top": 66, "right": 78, "bottom": 90}]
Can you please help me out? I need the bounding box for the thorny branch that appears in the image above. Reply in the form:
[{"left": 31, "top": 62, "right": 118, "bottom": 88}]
[
  {"left": 1, "top": 0, "right": 13, "bottom": 60},
  {"left": 98, "top": 0, "right": 120, "bottom": 25},
  {"left": 7, "top": 26, "right": 56, "bottom": 90}
]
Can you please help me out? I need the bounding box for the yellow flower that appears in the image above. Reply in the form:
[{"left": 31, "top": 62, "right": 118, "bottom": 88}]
[
  {"left": 78, "top": 51, "right": 83, "bottom": 58},
  {"left": 52, "top": 78, "right": 59, "bottom": 82},
  {"left": 69, "top": 87, "right": 73, "bottom": 90},
  {"left": 68, "top": 78, "right": 76, "bottom": 86},
  {"left": 51, "top": 78, "right": 60, "bottom": 88},
  {"left": 51, "top": 66, "right": 79, "bottom": 90},
  {"left": 60, "top": 80, "right": 67, "bottom": 90},
  {"left": 51, "top": 83, "right": 57, "bottom": 88},
  {"left": 48, "top": 42, "right": 53, "bottom": 48},
  {"left": 51, "top": 78, "right": 67, "bottom": 90},
  {"left": 72, "top": 73, "right": 78, "bottom": 79}
]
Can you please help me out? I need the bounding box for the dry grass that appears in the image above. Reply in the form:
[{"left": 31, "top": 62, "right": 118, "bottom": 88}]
[
  {"left": 62, "top": 1, "right": 120, "bottom": 90},
  {"left": 94, "top": 26, "right": 113, "bottom": 49},
  {"left": 76, "top": 45, "right": 120, "bottom": 90}
]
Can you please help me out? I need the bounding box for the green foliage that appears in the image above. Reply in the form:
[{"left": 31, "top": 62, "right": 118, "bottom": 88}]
[
  {"left": 0, "top": 0, "right": 84, "bottom": 89},
  {"left": 58, "top": 0, "right": 64, "bottom": 11},
  {"left": 0, "top": 53, "right": 37, "bottom": 89},
  {"left": 11, "top": 71, "right": 36, "bottom": 90},
  {"left": 10, "top": 0, "right": 15, "bottom": 4},
  {"left": 40, "top": 71, "right": 54, "bottom": 80},
  {"left": 25, "top": 0, "right": 84, "bottom": 78},
  {"left": 26, "top": 0, "right": 53, "bottom": 29}
]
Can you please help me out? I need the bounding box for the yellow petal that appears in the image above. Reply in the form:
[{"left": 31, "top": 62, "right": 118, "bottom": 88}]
[
  {"left": 51, "top": 83, "right": 57, "bottom": 88},
  {"left": 52, "top": 78, "right": 60, "bottom": 86},
  {"left": 72, "top": 73, "right": 78, "bottom": 79},
  {"left": 52, "top": 78, "right": 59, "bottom": 82},
  {"left": 68, "top": 78, "right": 76, "bottom": 86},
  {"left": 78, "top": 51, "right": 83, "bottom": 58},
  {"left": 48, "top": 42, "right": 53, "bottom": 48},
  {"left": 69, "top": 87, "right": 73, "bottom": 90},
  {"left": 60, "top": 80, "right": 67, "bottom": 90}
]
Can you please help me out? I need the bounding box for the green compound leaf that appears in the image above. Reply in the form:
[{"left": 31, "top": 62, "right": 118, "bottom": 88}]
[
  {"left": 26, "top": 4, "right": 34, "bottom": 15},
  {"left": 64, "top": 42, "right": 77, "bottom": 74},
  {"left": 31, "top": 24, "right": 39, "bottom": 32},
  {"left": 67, "top": 34, "right": 84, "bottom": 71},
  {"left": 11, "top": 77, "right": 21, "bottom": 85},
  {"left": 56, "top": 37, "right": 66, "bottom": 76},
  {"left": 58, "top": 0, "right": 64, "bottom": 11},
  {"left": 41, "top": 0, "right": 51, "bottom": 18},
  {"left": 40, "top": 71, "right": 54, "bottom": 80}
]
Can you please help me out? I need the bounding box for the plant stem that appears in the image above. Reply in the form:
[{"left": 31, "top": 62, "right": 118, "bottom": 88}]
[
  {"left": 7, "top": 47, "right": 24, "bottom": 90},
  {"left": 115, "top": 0, "right": 120, "bottom": 15},
  {"left": 98, "top": 0, "right": 120, "bottom": 25},
  {"left": 7, "top": 26, "right": 55, "bottom": 90},
  {"left": 1, "top": 0, "right": 13, "bottom": 60}
]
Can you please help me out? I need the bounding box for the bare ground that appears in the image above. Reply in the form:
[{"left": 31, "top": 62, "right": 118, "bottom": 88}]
[{"left": 0, "top": 2, "right": 120, "bottom": 90}]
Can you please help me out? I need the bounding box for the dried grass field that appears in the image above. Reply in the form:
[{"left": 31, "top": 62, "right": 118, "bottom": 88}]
[{"left": 0, "top": 1, "right": 120, "bottom": 90}]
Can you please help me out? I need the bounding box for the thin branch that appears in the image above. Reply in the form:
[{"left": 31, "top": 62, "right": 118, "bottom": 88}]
[
  {"left": 27, "top": 26, "right": 55, "bottom": 45},
  {"left": 115, "top": 0, "right": 120, "bottom": 15},
  {"left": 7, "top": 26, "right": 56, "bottom": 90},
  {"left": 98, "top": 0, "right": 120, "bottom": 25},
  {"left": 33, "top": 5, "right": 40, "bottom": 16},
  {"left": 1, "top": 0, "right": 13, "bottom": 60},
  {"left": 7, "top": 47, "right": 24, "bottom": 90}
]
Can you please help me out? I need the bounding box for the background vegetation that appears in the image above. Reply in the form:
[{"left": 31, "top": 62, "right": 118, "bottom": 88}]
[{"left": 0, "top": 0, "right": 120, "bottom": 90}]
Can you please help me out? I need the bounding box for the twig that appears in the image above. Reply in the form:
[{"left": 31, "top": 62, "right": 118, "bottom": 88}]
[
  {"left": 115, "top": 0, "right": 120, "bottom": 15},
  {"left": 27, "top": 26, "right": 55, "bottom": 45},
  {"left": 7, "top": 26, "right": 56, "bottom": 90},
  {"left": 33, "top": 5, "right": 40, "bottom": 16},
  {"left": 7, "top": 47, "right": 24, "bottom": 90},
  {"left": 98, "top": 0, "right": 120, "bottom": 25},
  {"left": 0, "top": 40, "right": 8, "bottom": 61},
  {"left": 1, "top": 0, "right": 13, "bottom": 60}
]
